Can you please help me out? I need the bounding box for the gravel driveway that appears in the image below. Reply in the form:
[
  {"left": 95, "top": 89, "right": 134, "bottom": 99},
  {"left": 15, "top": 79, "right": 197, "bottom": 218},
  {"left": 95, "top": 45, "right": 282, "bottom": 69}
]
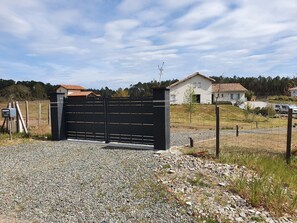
[{"left": 0, "top": 141, "right": 195, "bottom": 223}]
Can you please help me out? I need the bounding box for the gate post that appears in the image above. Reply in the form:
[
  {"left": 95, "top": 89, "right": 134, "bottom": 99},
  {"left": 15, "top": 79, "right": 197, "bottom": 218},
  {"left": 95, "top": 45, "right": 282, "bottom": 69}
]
[
  {"left": 50, "top": 93, "right": 66, "bottom": 140},
  {"left": 153, "top": 88, "right": 170, "bottom": 150}
]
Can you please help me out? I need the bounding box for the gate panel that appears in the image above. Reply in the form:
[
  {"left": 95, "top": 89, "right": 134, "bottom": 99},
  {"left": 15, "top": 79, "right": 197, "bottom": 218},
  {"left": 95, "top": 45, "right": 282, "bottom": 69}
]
[
  {"left": 64, "top": 97, "right": 106, "bottom": 141},
  {"left": 50, "top": 88, "right": 170, "bottom": 150}
]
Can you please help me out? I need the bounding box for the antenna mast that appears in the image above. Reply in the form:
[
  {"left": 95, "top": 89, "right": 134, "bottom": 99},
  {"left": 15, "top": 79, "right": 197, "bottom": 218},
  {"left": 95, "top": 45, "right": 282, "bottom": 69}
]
[{"left": 158, "top": 62, "right": 164, "bottom": 85}]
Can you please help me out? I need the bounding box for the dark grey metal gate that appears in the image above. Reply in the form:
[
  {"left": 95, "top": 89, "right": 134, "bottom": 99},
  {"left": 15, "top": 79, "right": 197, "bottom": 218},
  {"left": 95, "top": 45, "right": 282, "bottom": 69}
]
[{"left": 50, "top": 88, "right": 170, "bottom": 150}]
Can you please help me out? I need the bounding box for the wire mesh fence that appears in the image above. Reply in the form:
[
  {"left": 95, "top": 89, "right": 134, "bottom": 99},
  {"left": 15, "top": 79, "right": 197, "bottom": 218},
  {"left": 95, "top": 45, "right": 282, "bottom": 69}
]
[
  {"left": 0, "top": 100, "right": 51, "bottom": 135},
  {"left": 171, "top": 104, "right": 295, "bottom": 159}
]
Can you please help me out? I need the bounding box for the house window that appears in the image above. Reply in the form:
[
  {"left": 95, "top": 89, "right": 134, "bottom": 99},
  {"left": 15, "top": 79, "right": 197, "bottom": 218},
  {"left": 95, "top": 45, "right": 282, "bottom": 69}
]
[
  {"left": 171, "top": 94, "right": 176, "bottom": 101},
  {"left": 231, "top": 94, "right": 234, "bottom": 99},
  {"left": 237, "top": 93, "right": 240, "bottom": 99},
  {"left": 193, "top": 82, "right": 197, "bottom": 88},
  {"left": 221, "top": 94, "right": 224, "bottom": 97},
  {"left": 197, "top": 82, "right": 201, "bottom": 88}
]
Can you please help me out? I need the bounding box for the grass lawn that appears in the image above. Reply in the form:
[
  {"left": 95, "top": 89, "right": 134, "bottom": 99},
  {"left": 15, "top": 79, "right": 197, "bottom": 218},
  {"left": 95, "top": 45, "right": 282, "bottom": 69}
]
[{"left": 171, "top": 104, "right": 288, "bottom": 130}]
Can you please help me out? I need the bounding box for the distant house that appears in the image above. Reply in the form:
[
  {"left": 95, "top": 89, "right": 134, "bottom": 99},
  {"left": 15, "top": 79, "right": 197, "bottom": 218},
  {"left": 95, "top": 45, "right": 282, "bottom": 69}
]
[
  {"left": 212, "top": 83, "right": 248, "bottom": 104},
  {"left": 169, "top": 72, "right": 215, "bottom": 104},
  {"left": 56, "top": 84, "right": 86, "bottom": 96},
  {"left": 67, "top": 91, "right": 99, "bottom": 97},
  {"left": 288, "top": 87, "right": 297, "bottom": 97},
  {"left": 55, "top": 84, "right": 99, "bottom": 97},
  {"left": 169, "top": 72, "right": 248, "bottom": 105}
]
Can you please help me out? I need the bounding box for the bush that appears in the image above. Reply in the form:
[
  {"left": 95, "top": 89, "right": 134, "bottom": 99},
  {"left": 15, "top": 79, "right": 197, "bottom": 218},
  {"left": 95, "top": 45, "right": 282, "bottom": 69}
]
[
  {"left": 215, "top": 101, "right": 232, "bottom": 105},
  {"left": 257, "top": 106, "right": 276, "bottom": 117}
]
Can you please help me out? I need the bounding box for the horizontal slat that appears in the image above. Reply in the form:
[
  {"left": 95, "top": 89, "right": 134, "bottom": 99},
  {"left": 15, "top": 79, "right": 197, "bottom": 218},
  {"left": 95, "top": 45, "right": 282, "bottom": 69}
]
[
  {"left": 66, "top": 97, "right": 104, "bottom": 103},
  {"left": 67, "top": 113, "right": 105, "bottom": 122},
  {"left": 67, "top": 122, "right": 105, "bottom": 132},
  {"left": 107, "top": 105, "right": 153, "bottom": 113},
  {"left": 108, "top": 123, "right": 154, "bottom": 136},
  {"left": 66, "top": 105, "right": 104, "bottom": 113},
  {"left": 108, "top": 113, "right": 153, "bottom": 124}
]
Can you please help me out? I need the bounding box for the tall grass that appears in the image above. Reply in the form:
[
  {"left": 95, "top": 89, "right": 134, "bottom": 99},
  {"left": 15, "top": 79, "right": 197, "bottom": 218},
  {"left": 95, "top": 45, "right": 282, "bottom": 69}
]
[{"left": 221, "top": 152, "right": 297, "bottom": 216}]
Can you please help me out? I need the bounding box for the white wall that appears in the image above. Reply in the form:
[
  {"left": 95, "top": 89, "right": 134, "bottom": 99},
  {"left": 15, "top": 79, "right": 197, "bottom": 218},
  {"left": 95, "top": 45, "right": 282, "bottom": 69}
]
[
  {"left": 214, "top": 92, "right": 246, "bottom": 104},
  {"left": 170, "top": 75, "right": 213, "bottom": 104},
  {"left": 56, "top": 87, "right": 67, "bottom": 94},
  {"left": 291, "top": 90, "right": 297, "bottom": 97},
  {"left": 56, "top": 87, "right": 82, "bottom": 96}
]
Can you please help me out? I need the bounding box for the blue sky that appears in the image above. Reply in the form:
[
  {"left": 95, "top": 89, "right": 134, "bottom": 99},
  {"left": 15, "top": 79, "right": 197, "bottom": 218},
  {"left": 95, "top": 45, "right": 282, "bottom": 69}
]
[{"left": 0, "top": 0, "right": 296, "bottom": 89}]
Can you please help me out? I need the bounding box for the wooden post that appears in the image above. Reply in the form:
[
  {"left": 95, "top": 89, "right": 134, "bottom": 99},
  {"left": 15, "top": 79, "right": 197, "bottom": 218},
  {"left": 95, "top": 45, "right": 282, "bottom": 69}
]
[
  {"left": 256, "top": 121, "right": 258, "bottom": 129},
  {"left": 236, "top": 125, "right": 239, "bottom": 137},
  {"left": 216, "top": 106, "right": 220, "bottom": 159},
  {"left": 38, "top": 102, "right": 41, "bottom": 128},
  {"left": 189, "top": 137, "right": 194, "bottom": 147},
  {"left": 15, "top": 101, "right": 23, "bottom": 133},
  {"left": 25, "top": 101, "right": 29, "bottom": 128},
  {"left": 8, "top": 118, "right": 12, "bottom": 140},
  {"left": 15, "top": 101, "right": 20, "bottom": 132},
  {"left": 286, "top": 109, "right": 293, "bottom": 164},
  {"left": 15, "top": 102, "right": 28, "bottom": 134},
  {"left": 48, "top": 103, "right": 51, "bottom": 125}
]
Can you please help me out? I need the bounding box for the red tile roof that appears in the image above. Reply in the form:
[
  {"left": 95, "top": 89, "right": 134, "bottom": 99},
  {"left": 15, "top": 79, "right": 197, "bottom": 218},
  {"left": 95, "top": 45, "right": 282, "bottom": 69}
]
[
  {"left": 169, "top": 72, "right": 215, "bottom": 88},
  {"left": 289, "top": 87, "right": 297, "bottom": 91},
  {"left": 68, "top": 91, "right": 100, "bottom": 97},
  {"left": 212, "top": 83, "right": 248, "bottom": 93},
  {"left": 59, "top": 84, "right": 86, "bottom": 90}
]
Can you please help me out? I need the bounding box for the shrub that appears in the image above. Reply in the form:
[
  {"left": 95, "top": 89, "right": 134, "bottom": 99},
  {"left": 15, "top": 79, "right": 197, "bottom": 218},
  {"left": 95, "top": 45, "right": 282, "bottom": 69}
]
[{"left": 257, "top": 106, "right": 276, "bottom": 117}]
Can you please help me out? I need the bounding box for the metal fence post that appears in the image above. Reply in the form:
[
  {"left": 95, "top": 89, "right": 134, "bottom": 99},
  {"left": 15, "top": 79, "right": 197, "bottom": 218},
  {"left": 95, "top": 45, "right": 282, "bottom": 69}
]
[
  {"left": 50, "top": 93, "right": 66, "bottom": 140},
  {"left": 216, "top": 106, "right": 220, "bottom": 159},
  {"left": 286, "top": 108, "right": 292, "bottom": 164},
  {"left": 153, "top": 88, "right": 170, "bottom": 150},
  {"left": 104, "top": 96, "right": 110, "bottom": 143}
]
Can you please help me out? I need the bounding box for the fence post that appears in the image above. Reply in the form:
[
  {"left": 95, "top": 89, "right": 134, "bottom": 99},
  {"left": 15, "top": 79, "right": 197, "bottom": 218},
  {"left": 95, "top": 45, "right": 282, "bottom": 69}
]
[
  {"left": 216, "top": 106, "right": 220, "bottom": 159},
  {"left": 25, "top": 101, "right": 29, "bottom": 128},
  {"left": 286, "top": 108, "right": 292, "bottom": 164},
  {"left": 50, "top": 93, "right": 66, "bottom": 140},
  {"left": 236, "top": 125, "right": 239, "bottom": 137},
  {"left": 103, "top": 96, "right": 110, "bottom": 143},
  {"left": 153, "top": 88, "right": 170, "bottom": 150},
  {"left": 38, "top": 102, "right": 41, "bottom": 128}
]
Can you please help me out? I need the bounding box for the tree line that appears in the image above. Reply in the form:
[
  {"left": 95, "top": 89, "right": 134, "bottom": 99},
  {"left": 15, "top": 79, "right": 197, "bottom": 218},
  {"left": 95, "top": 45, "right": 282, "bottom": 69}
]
[
  {"left": 210, "top": 75, "right": 297, "bottom": 97},
  {"left": 0, "top": 75, "right": 296, "bottom": 101}
]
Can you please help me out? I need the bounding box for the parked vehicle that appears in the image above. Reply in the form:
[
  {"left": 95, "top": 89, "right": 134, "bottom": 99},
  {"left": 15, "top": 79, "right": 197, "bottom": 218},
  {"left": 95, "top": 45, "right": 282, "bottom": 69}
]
[
  {"left": 274, "top": 104, "right": 281, "bottom": 112},
  {"left": 278, "top": 104, "right": 297, "bottom": 114}
]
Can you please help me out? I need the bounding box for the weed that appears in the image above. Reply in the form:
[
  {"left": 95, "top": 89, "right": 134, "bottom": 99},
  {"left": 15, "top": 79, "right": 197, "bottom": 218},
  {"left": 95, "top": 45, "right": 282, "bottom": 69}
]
[
  {"left": 162, "top": 163, "right": 171, "bottom": 169},
  {"left": 222, "top": 152, "right": 297, "bottom": 216}
]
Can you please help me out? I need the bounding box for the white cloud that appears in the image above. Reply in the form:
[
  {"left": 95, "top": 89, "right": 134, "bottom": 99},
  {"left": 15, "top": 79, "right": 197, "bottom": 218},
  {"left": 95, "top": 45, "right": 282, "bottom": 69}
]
[
  {"left": 0, "top": 0, "right": 297, "bottom": 88},
  {"left": 175, "top": 1, "right": 228, "bottom": 27}
]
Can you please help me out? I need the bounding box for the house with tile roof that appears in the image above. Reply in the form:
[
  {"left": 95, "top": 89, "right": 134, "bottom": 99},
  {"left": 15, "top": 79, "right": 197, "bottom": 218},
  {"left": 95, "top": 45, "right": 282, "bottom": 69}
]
[
  {"left": 288, "top": 87, "right": 297, "bottom": 97},
  {"left": 169, "top": 72, "right": 215, "bottom": 104},
  {"left": 55, "top": 84, "right": 100, "bottom": 97},
  {"left": 212, "top": 83, "right": 248, "bottom": 105},
  {"left": 169, "top": 72, "right": 248, "bottom": 104}
]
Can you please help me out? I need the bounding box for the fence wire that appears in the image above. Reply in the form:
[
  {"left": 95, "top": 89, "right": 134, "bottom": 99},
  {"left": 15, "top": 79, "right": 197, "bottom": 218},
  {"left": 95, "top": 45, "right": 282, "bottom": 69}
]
[{"left": 171, "top": 104, "right": 295, "bottom": 157}]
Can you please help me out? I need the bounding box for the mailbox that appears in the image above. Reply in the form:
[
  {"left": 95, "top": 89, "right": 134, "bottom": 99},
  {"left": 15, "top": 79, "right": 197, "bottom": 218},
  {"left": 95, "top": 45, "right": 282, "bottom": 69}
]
[{"left": 1, "top": 108, "right": 16, "bottom": 118}]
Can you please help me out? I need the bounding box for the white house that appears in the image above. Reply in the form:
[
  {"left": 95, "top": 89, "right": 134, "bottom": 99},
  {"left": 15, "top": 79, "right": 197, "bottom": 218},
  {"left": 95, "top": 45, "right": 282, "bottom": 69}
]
[
  {"left": 169, "top": 72, "right": 215, "bottom": 104},
  {"left": 169, "top": 72, "right": 248, "bottom": 104},
  {"left": 212, "top": 83, "right": 248, "bottom": 104},
  {"left": 55, "top": 84, "right": 86, "bottom": 96},
  {"left": 289, "top": 87, "right": 297, "bottom": 97}
]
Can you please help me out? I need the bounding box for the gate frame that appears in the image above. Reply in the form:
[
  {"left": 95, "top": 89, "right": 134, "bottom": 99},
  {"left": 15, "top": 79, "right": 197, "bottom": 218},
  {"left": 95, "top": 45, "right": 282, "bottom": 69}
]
[{"left": 50, "top": 88, "right": 170, "bottom": 150}]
